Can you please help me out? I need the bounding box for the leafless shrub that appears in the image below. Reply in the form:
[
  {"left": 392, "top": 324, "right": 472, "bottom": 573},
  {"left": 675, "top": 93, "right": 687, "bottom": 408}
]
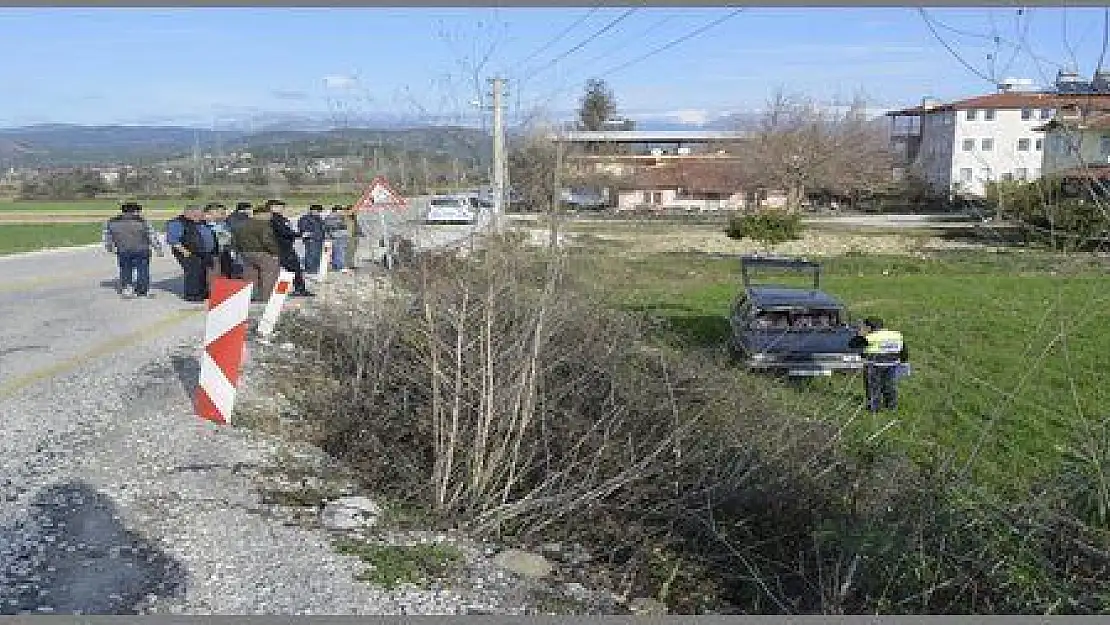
[{"left": 269, "top": 238, "right": 1110, "bottom": 614}]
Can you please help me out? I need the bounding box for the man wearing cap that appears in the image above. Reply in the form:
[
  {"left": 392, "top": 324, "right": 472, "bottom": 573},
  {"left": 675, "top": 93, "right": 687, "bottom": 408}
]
[
  {"left": 266, "top": 199, "right": 314, "bottom": 297},
  {"left": 165, "top": 204, "right": 218, "bottom": 302},
  {"left": 226, "top": 201, "right": 252, "bottom": 230},
  {"left": 297, "top": 204, "right": 327, "bottom": 276},
  {"left": 103, "top": 201, "right": 163, "bottom": 298},
  {"left": 848, "top": 317, "right": 909, "bottom": 413},
  {"left": 323, "top": 204, "right": 353, "bottom": 274},
  {"left": 204, "top": 203, "right": 238, "bottom": 279},
  {"left": 232, "top": 204, "right": 283, "bottom": 302}
]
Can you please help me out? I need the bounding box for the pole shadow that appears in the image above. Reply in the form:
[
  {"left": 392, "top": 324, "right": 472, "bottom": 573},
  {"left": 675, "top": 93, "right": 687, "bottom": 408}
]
[
  {"left": 96, "top": 277, "right": 185, "bottom": 299},
  {"left": 0, "top": 480, "right": 186, "bottom": 614},
  {"left": 170, "top": 353, "right": 200, "bottom": 398}
]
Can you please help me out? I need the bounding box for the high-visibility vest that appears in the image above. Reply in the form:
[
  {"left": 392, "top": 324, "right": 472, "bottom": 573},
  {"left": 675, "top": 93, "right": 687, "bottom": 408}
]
[{"left": 864, "top": 329, "right": 904, "bottom": 361}]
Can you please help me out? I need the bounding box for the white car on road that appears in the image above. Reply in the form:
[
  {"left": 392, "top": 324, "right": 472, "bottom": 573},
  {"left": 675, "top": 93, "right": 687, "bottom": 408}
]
[{"left": 425, "top": 196, "right": 478, "bottom": 225}]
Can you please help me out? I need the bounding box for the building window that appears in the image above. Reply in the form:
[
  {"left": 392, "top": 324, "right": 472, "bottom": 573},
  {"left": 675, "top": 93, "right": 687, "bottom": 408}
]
[
  {"left": 1021, "top": 109, "right": 1033, "bottom": 120},
  {"left": 1101, "top": 135, "right": 1110, "bottom": 156},
  {"left": 960, "top": 168, "right": 973, "bottom": 183},
  {"left": 1040, "top": 108, "right": 1053, "bottom": 119},
  {"left": 1001, "top": 172, "right": 1014, "bottom": 181},
  {"left": 980, "top": 168, "right": 993, "bottom": 181},
  {"left": 1034, "top": 168, "right": 1041, "bottom": 178},
  {"left": 1015, "top": 167, "right": 1028, "bottom": 180},
  {"left": 966, "top": 109, "right": 978, "bottom": 121},
  {"left": 1017, "top": 138, "right": 1031, "bottom": 151},
  {"left": 962, "top": 139, "right": 975, "bottom": 151},
  {"left": 1035, "top": 138, "right": 1044, "bottom": 151},
  {"left": 984, "top": 109, "right": 996, "bottom": 121},
  {"left": 982, "top": 138, "right": 994, "bottom": 151}
]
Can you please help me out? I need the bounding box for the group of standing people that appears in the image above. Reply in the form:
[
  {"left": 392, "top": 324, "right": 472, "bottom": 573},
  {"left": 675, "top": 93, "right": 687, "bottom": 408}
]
[{"left": 103, "top": 199, "right": 361, "bottom": 303}]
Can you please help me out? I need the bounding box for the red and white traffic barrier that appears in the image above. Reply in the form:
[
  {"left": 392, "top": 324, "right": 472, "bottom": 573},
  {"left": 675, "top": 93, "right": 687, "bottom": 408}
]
[
  {"left": 319, "top": 240, "right": 333, "bottom": 282},
  {"left": 257, "top": 270, "right": 294, "bottom": 338},
  {"left": 194, "top": 277, "right": 254, "bottom": 425}
]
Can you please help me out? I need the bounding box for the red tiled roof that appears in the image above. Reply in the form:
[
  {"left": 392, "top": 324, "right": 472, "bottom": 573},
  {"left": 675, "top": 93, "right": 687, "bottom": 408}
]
[
  {"left": 622, "top": 162, "right": 748, "bottom": 194},
  {"left": 887, "top": 92, "right": 1110, "bottom": 116}
]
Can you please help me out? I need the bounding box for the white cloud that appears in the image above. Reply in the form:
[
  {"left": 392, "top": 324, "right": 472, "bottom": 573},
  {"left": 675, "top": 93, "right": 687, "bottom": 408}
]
[
  {"left": 323, "top": 75, "right": 358, "bottom": 90},
  {"left": 669, "top": 109, "right": 711, "bottom": 125}
]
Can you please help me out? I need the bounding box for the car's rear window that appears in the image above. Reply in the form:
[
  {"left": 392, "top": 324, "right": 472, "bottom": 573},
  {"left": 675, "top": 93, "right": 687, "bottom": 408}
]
[
  {"left": 752, "top": 309, "right": 840, "bottom": 329},
  {"left": 430, "top": 198, "right": 463, "bottom": 207}
]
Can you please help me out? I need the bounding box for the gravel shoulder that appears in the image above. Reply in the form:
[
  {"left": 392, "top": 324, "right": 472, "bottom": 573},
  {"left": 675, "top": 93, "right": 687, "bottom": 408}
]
[{"left": 0, "top": 248, "right": 564, "bottom": 615}]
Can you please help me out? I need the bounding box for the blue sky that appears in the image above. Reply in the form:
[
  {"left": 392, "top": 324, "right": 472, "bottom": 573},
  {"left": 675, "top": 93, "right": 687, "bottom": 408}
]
[{"left": 0, "top": 6, "right": 1107, "bottom": 128}]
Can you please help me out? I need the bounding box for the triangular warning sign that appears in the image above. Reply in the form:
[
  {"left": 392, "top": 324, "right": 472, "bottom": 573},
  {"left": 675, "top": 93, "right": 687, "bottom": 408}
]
[{"left": 354, "top": 176, "right": 407, "bottom": 212}]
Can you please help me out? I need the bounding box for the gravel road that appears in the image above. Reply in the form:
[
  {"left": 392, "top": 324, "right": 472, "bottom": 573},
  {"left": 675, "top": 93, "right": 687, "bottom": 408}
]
[{"left": 0, "top": 244, "right": 540, "bottom": 615}]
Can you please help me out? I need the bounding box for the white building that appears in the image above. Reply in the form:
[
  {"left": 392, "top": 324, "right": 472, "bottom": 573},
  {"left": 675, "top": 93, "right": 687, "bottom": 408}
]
[{"left": 887, "top": 72, "right": 1110, "bottom": 197}]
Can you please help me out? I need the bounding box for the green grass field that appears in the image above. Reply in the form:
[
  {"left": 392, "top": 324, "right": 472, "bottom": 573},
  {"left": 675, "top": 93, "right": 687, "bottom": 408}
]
[
  {"left": 573, "top": 243, "right": 1110, "bottom": 496},
  {"left": 0, "top": 223, "right": 105, "bottom": 255}
]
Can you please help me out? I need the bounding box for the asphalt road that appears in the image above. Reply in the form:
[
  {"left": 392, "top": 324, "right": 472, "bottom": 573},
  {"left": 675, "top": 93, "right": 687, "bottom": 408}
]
[
  {"left": 0, "top": 225, "right": 503, "bottom": 614},
  {"left": 0, "top": 246, "right": 208, "bottom": 396}
]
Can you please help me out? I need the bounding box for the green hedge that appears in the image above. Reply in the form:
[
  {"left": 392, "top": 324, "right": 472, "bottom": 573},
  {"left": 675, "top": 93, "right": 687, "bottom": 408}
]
[{"left": 725, "top": 212, "right": 804, "bottom": 246}]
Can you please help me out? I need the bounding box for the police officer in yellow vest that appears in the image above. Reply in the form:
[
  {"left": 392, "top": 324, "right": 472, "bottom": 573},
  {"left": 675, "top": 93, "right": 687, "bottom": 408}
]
[{"left": 848, "top": 317, "right": 909, "bottom": 413}]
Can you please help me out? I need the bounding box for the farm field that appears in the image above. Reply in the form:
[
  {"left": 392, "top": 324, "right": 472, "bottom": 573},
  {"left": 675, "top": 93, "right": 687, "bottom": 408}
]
[
  {"left": 567, "top": 221, "right": 1110, "bottom": 496},
  {"left": 0, "top": 223, "right": 105, "bottom": 255}
]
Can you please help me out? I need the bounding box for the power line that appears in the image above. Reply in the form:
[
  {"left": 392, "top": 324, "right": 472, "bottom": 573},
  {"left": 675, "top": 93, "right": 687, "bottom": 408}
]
[
  {"left": 920, "top": 8, "right": 1066, "bottom": 72},
  {"left": 524, "top": 8, "right": 745, "bottom": 116},
  {"left": 917, "top": 8, "right": 998, "bottom": 85},
  {"left": 601, "top": 9, "right": 744, "bottom": 80},
  {"left": 570, "top": 11, "right": 680, "bottom": 77},
  {"left": 519, "top": 8, "right": 639, "bottom": 81},
  {"left": 513, "top": 6, "right": 600, "bottom": 73}
]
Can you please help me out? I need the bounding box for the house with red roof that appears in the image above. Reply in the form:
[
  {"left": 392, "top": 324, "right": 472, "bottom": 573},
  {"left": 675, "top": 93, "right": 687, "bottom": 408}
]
[{"left": 886, "top": 70, "right": 1110, "bottom": 198}]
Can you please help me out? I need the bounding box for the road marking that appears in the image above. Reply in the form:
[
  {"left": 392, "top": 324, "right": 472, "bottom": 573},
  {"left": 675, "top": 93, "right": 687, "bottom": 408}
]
[
  {"left": 0, "top": 271, "right": 109, "bottom": 294},
  {"left": 0, "top": 307, "right": 203, "bottom": 400}
]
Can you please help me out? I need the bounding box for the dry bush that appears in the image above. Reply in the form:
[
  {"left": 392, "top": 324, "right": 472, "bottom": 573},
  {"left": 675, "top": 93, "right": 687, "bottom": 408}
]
[
  {"left": 270, "top": 237, "right": 1110, "bottom": 614},
  {"left": 273, "top": 238, "right": 883, "bottom": 610}
]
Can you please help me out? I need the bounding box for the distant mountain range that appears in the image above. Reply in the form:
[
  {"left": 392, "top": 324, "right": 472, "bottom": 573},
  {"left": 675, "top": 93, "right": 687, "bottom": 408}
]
[
  {"left": 0, "top": 108, "right": 888, "bottom": 169},
  {"left": 0, "top": 124, "right": 496, "bottom": 168}
]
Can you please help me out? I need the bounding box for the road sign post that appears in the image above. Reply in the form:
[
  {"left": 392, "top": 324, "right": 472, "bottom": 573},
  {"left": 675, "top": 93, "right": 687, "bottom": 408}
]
[
  {"left": 257, "top": 270, "right": 294, "bottom": 339},
  {"left": 353, "top": 176, "right": 408, "bottom": 269}
]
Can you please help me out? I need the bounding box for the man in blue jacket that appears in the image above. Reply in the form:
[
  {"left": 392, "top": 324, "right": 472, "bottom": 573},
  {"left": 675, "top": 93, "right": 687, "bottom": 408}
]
[{"left": 297, "top": 204, "right": 327, "bottom": 275}]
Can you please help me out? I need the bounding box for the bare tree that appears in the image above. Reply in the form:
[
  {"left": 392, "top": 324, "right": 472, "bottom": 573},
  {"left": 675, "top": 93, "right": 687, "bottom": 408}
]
[
  {"left": 508, "top": 132, "right": 558, "bottom": 214},
  {"left": 740, "top": 88, "right": 893, "bottom": 211}
]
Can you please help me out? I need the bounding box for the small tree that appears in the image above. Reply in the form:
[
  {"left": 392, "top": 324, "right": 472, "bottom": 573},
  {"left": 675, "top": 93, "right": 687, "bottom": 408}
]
[
  {"left": 726, "top": 212, "right": 804, "bottom": 251},
  {"left": 577, "top": 78, "right": 618, "bottom": 132}
]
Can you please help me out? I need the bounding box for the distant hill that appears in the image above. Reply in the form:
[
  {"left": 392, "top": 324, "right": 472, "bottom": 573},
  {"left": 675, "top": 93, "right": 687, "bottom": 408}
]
[{"left": 0, "top": 124, "right": 494, "bottom": 168}]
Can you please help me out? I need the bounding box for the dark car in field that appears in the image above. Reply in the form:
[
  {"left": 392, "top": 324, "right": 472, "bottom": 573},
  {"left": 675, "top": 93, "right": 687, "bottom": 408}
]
[{"left": 728, "top": 255, "right": 864, "bottom": 376}]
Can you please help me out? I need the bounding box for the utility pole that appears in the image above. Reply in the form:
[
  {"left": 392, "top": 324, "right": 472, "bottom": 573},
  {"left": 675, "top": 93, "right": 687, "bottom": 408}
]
[
  {"left": 490, "top": 76, "right": 507, "bottom": 232},
  {"left": 550, "top": 123, "right": 564, "bottom": 249}
]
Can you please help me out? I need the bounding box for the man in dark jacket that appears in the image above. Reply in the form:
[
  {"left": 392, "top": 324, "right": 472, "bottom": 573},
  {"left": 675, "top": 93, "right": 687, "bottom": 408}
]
[
  {"left": 297, "top": 204, "right": 327, "bottom": 275},
  {"left": 103, "top": 202, "right": 164, "bottom": 298},
  {"left": 166, "top": 204, "right": 218, "bottom": 302},
  {"left": 232, "top": 205, "right": 284, "bottom": 302},
  {"left": 266, "top": 199, "right": 314, "bottom": 297},
  {"left": 226, "top": 201, "right": 252, "bottom": 229}
]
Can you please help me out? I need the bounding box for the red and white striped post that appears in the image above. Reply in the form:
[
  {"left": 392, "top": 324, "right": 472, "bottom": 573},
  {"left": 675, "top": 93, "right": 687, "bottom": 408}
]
[
  {"left": 194, "top": 276, "right": 254, "bottom": 425},
  {"left": 257, "top": 270, "right": 295, "bottom": 339},
  {"left": 319, "top": 240, "right": 333, "bottom": 282}
]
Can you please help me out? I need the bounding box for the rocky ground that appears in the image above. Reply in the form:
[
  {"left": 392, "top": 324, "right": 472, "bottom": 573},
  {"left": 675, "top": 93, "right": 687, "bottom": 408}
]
[{"left": 0, "top": 244, "right": 637, "bottom": 615}]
